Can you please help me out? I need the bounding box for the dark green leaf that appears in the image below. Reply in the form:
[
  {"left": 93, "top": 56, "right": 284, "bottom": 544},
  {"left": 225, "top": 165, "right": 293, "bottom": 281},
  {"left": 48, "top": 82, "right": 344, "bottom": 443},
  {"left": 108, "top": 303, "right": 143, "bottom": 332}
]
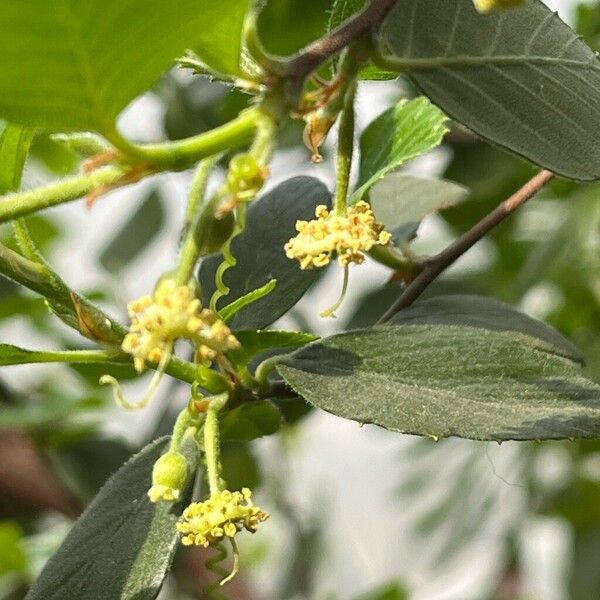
[
  {"left": 369, "top": 173, "right": 469, "bottom": 243},
  {"left": 382, "top": 0, "right": 600, "bottom": 180},
  {"left": 26, "top": 437, "right": 187, "bottom": 600},
  {"left": 257, "top": 0, "right": 333, "bottom": 55},
  {"left": 230, "top": 329, "right": 318, "bottom": 366},
  {"left": 200, "top": 177, "right": 331, "bottom": 329},
  {"left": 220, "top": 400, "right": 281, "bottom": 441},
  {"left": 220, "top": 443, "right": 262, "bottom": 491},
  {"left": 0, "top": 1, "right": 249, "bottom": 132},
  {"left": 278, "top": 324, "right": 600, "bottom": 441},
  {"left": 389, "top": 294, "right": 584, "bottom": 364},
  {"left": 99, "top": 189, "right": 165, "bottom": 273},
  {"left": 355, "top": 97, "right": 448, "bottom": 201},
  {"left": 47, "top": 437, "right": 133, "bottom": 503}
]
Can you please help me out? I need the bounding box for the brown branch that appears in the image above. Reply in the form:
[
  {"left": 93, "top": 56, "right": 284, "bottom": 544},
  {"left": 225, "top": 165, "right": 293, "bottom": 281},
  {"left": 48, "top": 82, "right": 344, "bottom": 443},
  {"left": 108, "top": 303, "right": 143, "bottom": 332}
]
[
  {"left": 284, "top": 0, "right": 398, "bottom": 88},
  {"left": 379, "top": 169, "right": 555, "bottom": 323}
]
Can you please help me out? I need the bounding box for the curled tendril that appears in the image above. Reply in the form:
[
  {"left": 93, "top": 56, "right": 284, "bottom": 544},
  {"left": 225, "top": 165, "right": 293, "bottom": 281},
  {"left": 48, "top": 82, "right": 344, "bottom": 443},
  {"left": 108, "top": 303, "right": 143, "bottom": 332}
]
[
  {"left": 210, "top": 205, "right": 247, "bottom": 312},
  {"left": 203, "top": 540, "right": 239, "bottom": 599},
  {"left": 99, "top": 344, "right": 172, "bottom": 409}
]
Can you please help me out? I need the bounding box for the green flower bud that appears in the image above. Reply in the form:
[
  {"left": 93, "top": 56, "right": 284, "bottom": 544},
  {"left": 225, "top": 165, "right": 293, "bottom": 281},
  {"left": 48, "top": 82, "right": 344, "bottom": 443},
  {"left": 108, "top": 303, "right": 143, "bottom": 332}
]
[
  {"left": 147, "top": 451, "right": 189, "bottom": 503},
  {"left": 226, "top": 153, "right": 265, "bottom": 200}
]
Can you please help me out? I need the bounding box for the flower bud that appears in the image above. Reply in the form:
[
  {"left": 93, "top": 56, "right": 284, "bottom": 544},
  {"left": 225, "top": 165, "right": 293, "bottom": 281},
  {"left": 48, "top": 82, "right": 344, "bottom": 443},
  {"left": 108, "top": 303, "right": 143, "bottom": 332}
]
[{"left": 147, "top": 451, "right": 189, "bottom": 503}]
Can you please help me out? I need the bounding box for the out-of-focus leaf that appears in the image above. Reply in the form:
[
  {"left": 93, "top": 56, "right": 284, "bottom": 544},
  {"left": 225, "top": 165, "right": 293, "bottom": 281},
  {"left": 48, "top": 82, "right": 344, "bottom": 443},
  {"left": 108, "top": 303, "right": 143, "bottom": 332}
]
[
  {"left": 220, "top": 400, "right": 281, "bottom": 441},
  {"left": 47, "top": 437, "right": 134, "bottom": 503},
  {"left": 99, "top": 189, "right": 165, "bottom": 273},
  {"left": 26, "top": 437, "right": 190, "bottom": 600},
  {"left": 352, "top": 582, "right": 409, "bottom": 600},
  {"left": 0, "top": 522, "right": 27, "bottom": 576},
  {"left": 355, "top": 98, "right": 448, "bottom": 201},
  {"left": 382, "top": 0, "right": 600, "bottom": 180},
  {"left": 0, "top": 392, "right": 102, "bottom": 430},
  {"left": 0, "top": 122, "right": 32, "bottom": 193},
  {"left": 221, "top": 443, "right": 262, "bottom": 490},
  {"left": 200, "top": 177, "right": 331, "bottom": 329},
  {"left": 278, "top": 324, "right": 600, "bottom": 441},
  {"left": 257, "top": 0, "right": 333, "bottom": 55},
  {"left": 576, "top": 2, "right": 600, "bottom": 52},
  {"left": 0, "top": 1, "right": 247, "bottom": 133},
  {"left": 229, "top": 330, "right": 318, "bottom": 366},
  {"left": 30, "top": 134, "right": 78, "bottom": 176},
  {"left": 192, "top": 0, "right": 251, "bottom": 77},
  {"left": 370, "top": 173, "right": 469, "bottom": 243}
]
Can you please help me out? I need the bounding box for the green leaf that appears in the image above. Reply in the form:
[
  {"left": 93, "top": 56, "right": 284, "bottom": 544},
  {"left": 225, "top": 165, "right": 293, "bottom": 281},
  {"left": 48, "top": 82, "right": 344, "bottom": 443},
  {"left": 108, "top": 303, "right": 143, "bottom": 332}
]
[
  {"left": 47, "top": 437, "right": 133, "bottom": 503},
  {"left": 192, "top": 0, "right": 251, "bottom": 77},
  {"left": 328, "top": 0, "right": 395, "bottom": 80},
  {"left": 0, "top": 1, "right": 249, "bottom": 133},
  {"left": 381, "top": 0, "right": 600, "bottom": 180},
  {"left": 354, "top": 97, "right": 448, "bottom": 201},
  {"left": 230, "top": 329, "right": 318, "bottom": 366},
  {"left": 200, "top": 177, "right": 331, "bottom": 329},
  {"left": 220, "top": 400, "right": 281, "bottom": 441},
  {"left": 277, "top": 324, "right": 600, "bottom": 441},
  {"left": 370, "top": 174, "right": 469, "bottom": 243},
  {"left": 389, "top": 294, "right": 584, "bottom": 363},
  {"left": 353, "top": 582, "right": 408, "bottom": 600},
  {"left": 99, "top": 189, "right": 165, "bottom": 273},
  {"left": 220, "top": 443, "right": 261, "bottom": 490},
  {"left": 257, "top": 0, "right": 333, "bottom": 55},
  {"left": 0, "top": 522, "right": 28, "bottom": 576},
  {"left": 26, "top": 437, "right": 186, "bottom": 600},
  {"left": 0, "top": 122, "right": 33, "bottom": 193}
]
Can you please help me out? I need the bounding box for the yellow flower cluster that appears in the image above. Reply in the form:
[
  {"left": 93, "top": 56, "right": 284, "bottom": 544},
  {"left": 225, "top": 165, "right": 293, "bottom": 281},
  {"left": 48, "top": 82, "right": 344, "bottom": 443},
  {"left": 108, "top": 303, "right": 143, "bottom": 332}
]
[
  {"left": 122, "top": 279, "right": 240, "bottom": 372},
  {"left": 284, "top": 201, "right": 391, "bottom": 269},
  {"left": 177, "top": 488, "right": 269, "bottom": 547}
]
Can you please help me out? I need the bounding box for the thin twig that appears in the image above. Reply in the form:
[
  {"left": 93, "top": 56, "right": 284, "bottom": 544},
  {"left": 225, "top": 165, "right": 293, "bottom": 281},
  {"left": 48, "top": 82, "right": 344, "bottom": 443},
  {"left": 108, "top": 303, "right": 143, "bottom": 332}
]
[
  {"left": 284, "top": 0, "right": 398, "bottom": 90},
  {"left": 379, "top": 169, "right": 555, "bottom": 323}
]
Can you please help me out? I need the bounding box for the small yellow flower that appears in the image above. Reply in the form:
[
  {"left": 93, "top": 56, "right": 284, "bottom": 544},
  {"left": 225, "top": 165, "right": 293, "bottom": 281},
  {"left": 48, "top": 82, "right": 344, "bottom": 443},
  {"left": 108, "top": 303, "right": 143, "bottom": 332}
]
[
  {"left": 122, "top": 279, "right": 240, "bottom": 372},
  {"left": 177, "top": 488, "right": 269, "bottom": 547},
  {"left": 147, "top": 451, "right": 189, "bottom": 503},
  {"left": 284, "top": 201, "right": 391, "bottom": 270}
]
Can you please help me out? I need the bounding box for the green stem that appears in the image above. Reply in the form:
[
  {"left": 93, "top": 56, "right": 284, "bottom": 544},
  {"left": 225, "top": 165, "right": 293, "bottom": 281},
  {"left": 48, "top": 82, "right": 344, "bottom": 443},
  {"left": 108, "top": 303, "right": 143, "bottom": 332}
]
[
  {"left": 184, "top": 156, "right": 221, "bottom": 235},
  {"left": 203, "top": 393, "right": 228, "bottom": 495},
  {"left": 0, "top": 167, "right": 124, "bottom": 224},
  {"left": 334, "top": 79, "right": 357, "bottom": 216},
  {"left": 175, "top": 164, "right": 222, "bottom": 285},
  {"left": 254, "top": 354, "right": 282, "bottom": 390},
  {"left": 110, "top": 109, "right": 259, "bottom": 169}
]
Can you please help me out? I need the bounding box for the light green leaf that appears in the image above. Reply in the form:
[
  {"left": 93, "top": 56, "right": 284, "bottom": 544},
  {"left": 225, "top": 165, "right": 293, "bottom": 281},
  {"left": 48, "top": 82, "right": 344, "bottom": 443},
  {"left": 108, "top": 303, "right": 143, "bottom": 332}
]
[
  {"left": 200, "top": 177, "right": 331, "bottom": 329},
  {"left": 220, "top": 400, "right": 281, "bottom": 441},
  {"left": 370, "top": 174, "right": 469, "bottom": 243},
  {"left": 381, "top": 0, "right": 600, "bottom": 180},
  {"left": 26, "top": 437, "right": 190, "bottom": 600},
  {"left": 354, "top": 97, "right": 448, "bottom": 201},
  {"left": 0, "top": 1, "right": 249, "bottom": 133},
  {"left": 0, "top": 122, "right": 33, "bottom": 193},
  {"left": 277, "top": 324, "right": 600, "bottom": 441},
  {"left": 192, "top": 0, "right": 251, "bottom": 77},
  {"left": 99, "top": 189, "right": 165, "bottom": 273}
]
